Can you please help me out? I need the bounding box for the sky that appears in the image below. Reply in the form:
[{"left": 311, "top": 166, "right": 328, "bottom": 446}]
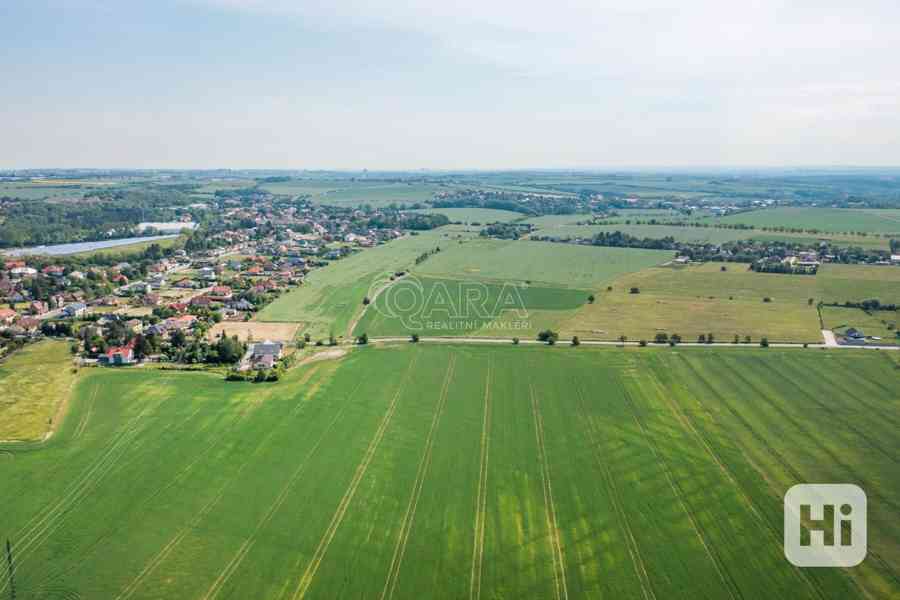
[{"left": 2, "top": 0, "right": 899, "bottom": 170}]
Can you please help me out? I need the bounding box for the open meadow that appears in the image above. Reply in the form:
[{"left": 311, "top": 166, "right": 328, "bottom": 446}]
[
  {"left": 1, "top": 345, "right": 897, "bottom": 599},
  {"left": 563, "top": 262, "right": 900, "bottom": 342},
  {"left": 411, "top": 207, "right": 524, "bottom": 223},
  {"left": 0, "top": 340, "right": 77, "bottom": 441}
]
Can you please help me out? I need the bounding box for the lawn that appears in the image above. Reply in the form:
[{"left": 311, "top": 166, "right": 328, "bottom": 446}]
[
  {"left": 413, "top": 239, "right": 672, "bottom": 289},
  {"left": 1, "top": 345, "right": 897, "bottom": 599},
  {"left": 563, "top": 262, "right": 900, "bottom": 342},
  {"left": 0, "top": 340, "right": 77, "bottom": 441},
  {"left": 706, "top": 207, "right": 900, "bottom": 235}
]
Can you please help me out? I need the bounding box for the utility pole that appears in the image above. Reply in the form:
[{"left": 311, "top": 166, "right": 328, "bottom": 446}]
[{"left": 5, "top": 539, "right": 14, "bottom": 600}]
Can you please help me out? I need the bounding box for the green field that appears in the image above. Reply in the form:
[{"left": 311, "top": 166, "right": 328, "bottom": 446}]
[
  {"left": 532, "top": 223, "right": 756, "bottom": 244},
  {"left": 706, "top": 208, "right": 900, "bottom": 235},
  {"left": 0, "top": 341, "right": 76, "bottom": 440},
  {"left": 564, "top": 262, "right": 900, "bottom": 342},
  {"left": 412, "top": 239, "right": 672, "bottom": 288},
  {"left": 260, "top": 180, "right": 455, "bottom": 207},
  {"left": 1, "top": 345, "right": 898, "bottom": 599},
  {"left": 411, "top": 207, "right": 523, "bottom": 223},
  {"left": 354, "top": 275, "right": 590, "bottom": 337},
  {"left": 257, "top": 230, "right": 459, "bottom": 338}
]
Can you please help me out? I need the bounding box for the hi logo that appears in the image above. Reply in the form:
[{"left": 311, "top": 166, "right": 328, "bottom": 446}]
[{"left": 784, "top": 484, "right": 867, "bottom": 567}]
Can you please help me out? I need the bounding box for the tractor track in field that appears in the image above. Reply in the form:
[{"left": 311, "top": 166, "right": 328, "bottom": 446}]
[
  {"left": 291, "top": 350, "right": 420, "bottom": 600},
  {"left": 800, "top": 358, "right": 900, "bottom": 431},
  {"left": 619, "top": 382, "right": 743, "bottom": 600},
  {"left": 733, "top": 356, "right": 900, "bottom": 515},
  {"left": 573, "top": 382, "right": 656, "bottom": 600},
  {"left": 469, "top": 360, "right": 493, "bottom": 600},
  {"left": 1, "top": 397, "right": 168, "bottom": 596},
  {"left": 660, "top": 358, "right": 832, "bottom": 600},
  {"left": 380, "top": 355, "right": 457, "bottom": 600},
  {"left": 529, "top": 384, "right": 568, "bottom": 600},
  {"left": 758, "top": 358, "right": 898, "bottom": 465},
  {"left": 202, "top": 396, "right": 353, "bottom": 600},
  {"left": 72, "top": 384, "right": 98, "bottom": 440}
]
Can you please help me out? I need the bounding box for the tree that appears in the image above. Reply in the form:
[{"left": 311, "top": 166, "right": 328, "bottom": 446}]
[
  {"left": 639, "top": 339, "right": 647, "bottom": 347},
  {"left": 733, "top": 334, "right": 740, "bottom": 344},
  {"left": 760, "top": 337, "right": 769, "bottom": 347},
  {"left": 744, "top": 335, "right": 752, "bottom": 344},
  {"left": 698, "top": 334, "right": 706, "bottom": 343},
  {"left": 629, "top": 287, "right": 640, "bottom": 294},
  {"left": 357, "top": 333, "right": 368, "bottom": 345},
  {"left": 362, "top": 296, "right": 371, "bottom": 305},
  {"left": 587, "top": 294, "right": 595, "bottom": 304},
  {"left": 763, "top": 297, "right": 772, "bottom": 303},
  {"left": 618, "top": 335, "right": 627, "bottom": 343},
  {"left": 304, "top": 333, "right": 311, "bottom": 343},
  {"left": 808, "top": 298, "right": 814, "bottom": 306},
  {"left": 720, "top": 265, "right": 727, "bottom": 271},
  {"left": 512, "top": 337, "right": 520, "bottom": 345},
  {"left": 706, "top": 333, "right": 714, "bottom": 344},
  {"left": 654, "top": 332, "right": 669, "bottom": 344},
  {"left": 671, "top": 333, "right": 682, "bottom": 344},
  {"left": 410, "top": 333, "right": 420, "bottom": 343},
  {"left": 537, "top": 330, "right": 559, "bottom": 345},
  {"left": 571, "top": 336, "right": 580, "bottom": 346}
]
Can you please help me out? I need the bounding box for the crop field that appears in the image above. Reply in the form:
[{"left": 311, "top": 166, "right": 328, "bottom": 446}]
[
  {"left": 259, "top": 180, "right": 454, "bottom": 207},
  {"left": 705, "top": 207, "right": 900, "bottom": 235},
  {"left": 411, "top": 207, "right": 524, "bottom": 223},
  {"left": 562, "top": 262, "right": 900, "bottom": 342},
  {"left": 257, "top": 230, "right": 459, "bottom": 338},
  {"left": 1, "top": 345, "right": 897, "bottom": 599},
  {"left": 412, "top": 239, "right": 672, "bottom": 289},
  {"left": 531, "top": 223, "right": 756, "bottom": 244},
  {"left": 0, "top": 340, "right": 76, "bottom": 441},
  {"left": 353, "top": 275, "right": 589, "bottom": 337}
]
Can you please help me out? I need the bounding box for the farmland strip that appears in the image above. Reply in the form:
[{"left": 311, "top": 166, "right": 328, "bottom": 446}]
[
  {"left": 292, "top": 351, "right": 420, "bottom": 600},
  {"left": 381, "top": 354, "right": 457, "bottom": 600},
  {"left": 469, "top": 360, "right": 492, "bottom": 600},
  {"left": 663, "top": 356, "right": 831, "bottom": 600},
  {"left": 529, "top": 385, "right": 568, "bottom": 600},
  {"left": 620, "top": 382, "right": 743, "bottom": 600},
  {"left": 573, "top": 383, "right": 656, "bottom": 600}
]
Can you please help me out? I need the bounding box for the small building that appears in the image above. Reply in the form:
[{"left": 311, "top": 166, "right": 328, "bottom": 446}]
[
  {"left": 0, "top": 308, "right": 18, "bottom": 325},
  {"left": 62, "top": 302, "right": 87, "bottom": 318},
  {"left": 99, "top": 343, "right": 135, "bottom": 366},
  {"left": 250, "top": 340, "right": 283, "bottom": 369},
  {"left": 208, "top": 286, "right": 233, "bottom": 301},
  {"left": 845, "top": 328, "right": 865, "bottom": 340}
]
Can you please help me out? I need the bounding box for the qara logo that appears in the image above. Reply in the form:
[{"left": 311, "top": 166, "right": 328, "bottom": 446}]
[{"left": 784, "top": 484, "right": 867, "bottom": 567}]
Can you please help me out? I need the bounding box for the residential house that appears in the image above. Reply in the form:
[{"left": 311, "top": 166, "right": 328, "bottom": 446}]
[
  {"left": 29, "top": 301, "right": 48, "bottom": 315},
  {"left": 124, "top": 319, "right": 143, "bottom": 334},
  {"left": 0, "top": 308, "right": 18, "bottom": 325},
  {"left": 62, "top": 302, "right": 87, "bottom": 318},
  {"left": 208, "top": 286, "right": 233, "bottom": 301},
  {"left": 250, "top": 340, "right": 283, "bottom": 369},
  {"left": 11, "top": 267, "right": 37, "bottom": 278},
  {"left": 141, "top": 293, "right": 161, "bottom": 307},
  {"left": 99, "top": 342, "right": 135, "bottom": 366}
]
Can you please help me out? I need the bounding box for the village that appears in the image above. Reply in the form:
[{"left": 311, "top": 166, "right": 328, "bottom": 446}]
[{"left": 0, "top": 196, "right": 418, "bottom": 378}]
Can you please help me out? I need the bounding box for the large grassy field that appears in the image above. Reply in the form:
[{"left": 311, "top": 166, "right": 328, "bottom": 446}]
[
  {"left": 412, "top": 239, "right": 672, "bottom": 289},
  {"left": 706, "top": 207, "right": 900, "bottom": 235},
  {"left": 563, "top": 262, "right": 900, "bottom": 342},
  {"left": 260, "top": 180, "right": 455, "bottom": 208},
  {"left": 354, "top": 275, "right": 590, "bottom": 338},
  {"left": 256, "top": 230, "right": 459, "bottom": 338},
  {"left": 1, "top": 345, "right": 897, "bottom": 599},
  {"left": 0, "top": 340, "right": 77, "bottom": 441}
]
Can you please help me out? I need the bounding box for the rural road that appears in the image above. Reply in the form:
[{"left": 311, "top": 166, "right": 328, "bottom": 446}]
[{"left": 366, "top": 336, "right": 900, "bottom": 351}]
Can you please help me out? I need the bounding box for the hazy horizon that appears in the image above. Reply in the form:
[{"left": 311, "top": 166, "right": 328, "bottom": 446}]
[{"left": 4, "top": 1, "right": 900, "bottom": 170}]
